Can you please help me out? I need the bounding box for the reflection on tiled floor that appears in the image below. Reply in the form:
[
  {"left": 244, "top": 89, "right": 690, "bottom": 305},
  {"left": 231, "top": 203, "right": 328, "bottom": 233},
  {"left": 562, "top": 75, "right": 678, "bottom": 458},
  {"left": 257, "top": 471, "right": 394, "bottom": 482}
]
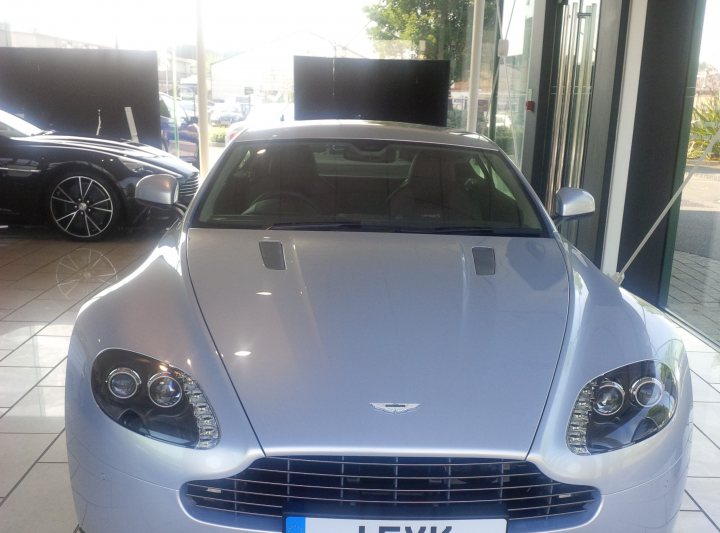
[
  {"left": 0, "top": 227, "right": 719, "bottom": 532},
  {"left": 669, "top": 251, "right": 720, "bottom": 345}
]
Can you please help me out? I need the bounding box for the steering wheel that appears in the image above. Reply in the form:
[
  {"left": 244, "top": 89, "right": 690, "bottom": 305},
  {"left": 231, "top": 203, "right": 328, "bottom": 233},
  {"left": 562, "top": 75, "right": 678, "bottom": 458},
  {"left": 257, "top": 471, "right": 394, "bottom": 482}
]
[{"left": 248, "top": 190, "right": 322, "bottom": 214}]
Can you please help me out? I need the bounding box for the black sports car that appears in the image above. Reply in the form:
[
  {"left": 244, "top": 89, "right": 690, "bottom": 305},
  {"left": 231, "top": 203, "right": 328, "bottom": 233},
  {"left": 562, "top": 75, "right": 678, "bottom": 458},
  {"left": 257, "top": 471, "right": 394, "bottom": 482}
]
[{"left": 0, "top": 109, "right": 199, "bottom": 240}]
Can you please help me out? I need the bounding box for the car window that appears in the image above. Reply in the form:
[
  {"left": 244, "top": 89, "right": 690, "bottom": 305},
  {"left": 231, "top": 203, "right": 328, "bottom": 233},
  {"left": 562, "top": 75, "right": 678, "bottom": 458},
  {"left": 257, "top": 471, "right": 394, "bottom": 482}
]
[
  {"left": 160, "top": 95, "right": 188, "bottom": 122},
  {"left": 194, "top": 140, "right": 546, "bottom": 236}
]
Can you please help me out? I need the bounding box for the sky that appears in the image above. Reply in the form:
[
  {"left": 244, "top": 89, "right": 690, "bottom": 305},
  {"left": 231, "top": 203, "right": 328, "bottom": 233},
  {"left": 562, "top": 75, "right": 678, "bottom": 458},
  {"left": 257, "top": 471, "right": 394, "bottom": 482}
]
[
  {"left": 700, "top": 1, "right": 720, "bottom": 69},
  {"left": 4, "top": 0, "right": 720, "bottom": 68},
  {"left": 1, "top": 0, "right": 376, "bottom": 56}
]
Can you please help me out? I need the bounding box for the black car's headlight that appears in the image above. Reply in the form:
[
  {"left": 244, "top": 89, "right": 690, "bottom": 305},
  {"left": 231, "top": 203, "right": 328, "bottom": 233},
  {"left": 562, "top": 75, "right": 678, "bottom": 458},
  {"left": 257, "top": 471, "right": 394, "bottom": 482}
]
[
  {"left": 567, "top": 360, "right": 678, "bottom": 455},
  {"left": 91, "top": 349, "right": 219, "bottom": 449}
]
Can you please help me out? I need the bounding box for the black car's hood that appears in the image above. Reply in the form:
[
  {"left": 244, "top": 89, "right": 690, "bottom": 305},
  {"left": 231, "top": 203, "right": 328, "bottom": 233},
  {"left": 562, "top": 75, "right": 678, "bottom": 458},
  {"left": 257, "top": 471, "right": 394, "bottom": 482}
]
[{"left": 16, "top": 134, "right": 197, "bottom": 174}]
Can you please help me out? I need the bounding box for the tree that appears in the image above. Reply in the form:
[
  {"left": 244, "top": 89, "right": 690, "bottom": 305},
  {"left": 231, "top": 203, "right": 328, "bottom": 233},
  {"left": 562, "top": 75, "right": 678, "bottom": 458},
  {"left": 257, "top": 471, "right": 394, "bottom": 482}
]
[{"left": 365, "top": 0, "right": 495, "bottom": 82}]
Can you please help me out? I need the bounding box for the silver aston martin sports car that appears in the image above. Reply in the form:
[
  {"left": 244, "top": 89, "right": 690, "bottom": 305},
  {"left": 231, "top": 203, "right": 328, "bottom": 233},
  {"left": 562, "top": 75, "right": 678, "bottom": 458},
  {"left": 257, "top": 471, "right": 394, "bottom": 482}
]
[{"left": 66, "top": 121, "right": 692, "bottom": 533}]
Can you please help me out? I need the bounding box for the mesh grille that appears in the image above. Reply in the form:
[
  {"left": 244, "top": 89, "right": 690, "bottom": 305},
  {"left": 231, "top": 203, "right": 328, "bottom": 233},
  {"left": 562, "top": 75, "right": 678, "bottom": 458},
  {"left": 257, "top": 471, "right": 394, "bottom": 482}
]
[
  {"left": 178, "top": 173, "right": 199, "bottom": 199},
  {"left": 184, "top": 456, "right": 598, "bottom": 522}
]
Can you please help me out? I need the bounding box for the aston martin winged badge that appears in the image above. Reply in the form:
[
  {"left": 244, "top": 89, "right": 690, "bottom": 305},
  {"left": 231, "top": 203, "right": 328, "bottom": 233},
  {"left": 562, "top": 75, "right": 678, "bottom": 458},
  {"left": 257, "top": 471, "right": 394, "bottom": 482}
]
[{"left": 371, "top": 403, "right": 420, "bottom": 414}]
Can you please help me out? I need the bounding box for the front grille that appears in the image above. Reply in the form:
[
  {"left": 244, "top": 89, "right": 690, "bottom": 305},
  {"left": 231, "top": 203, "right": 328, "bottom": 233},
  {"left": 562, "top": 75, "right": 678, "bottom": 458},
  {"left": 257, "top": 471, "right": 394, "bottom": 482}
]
[
  {"left": 185, "top": 456, "right": 599, "bottom": 523},
  {"left": 178, "top": 173, "right": 199, "bottom": 199}
]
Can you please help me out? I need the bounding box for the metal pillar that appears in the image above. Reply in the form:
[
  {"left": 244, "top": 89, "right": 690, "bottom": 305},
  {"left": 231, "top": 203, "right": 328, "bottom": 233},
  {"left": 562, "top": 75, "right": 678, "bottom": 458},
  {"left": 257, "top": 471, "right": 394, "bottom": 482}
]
[{"left": 466, "top": 0, "right": 486, "bottom": 132}]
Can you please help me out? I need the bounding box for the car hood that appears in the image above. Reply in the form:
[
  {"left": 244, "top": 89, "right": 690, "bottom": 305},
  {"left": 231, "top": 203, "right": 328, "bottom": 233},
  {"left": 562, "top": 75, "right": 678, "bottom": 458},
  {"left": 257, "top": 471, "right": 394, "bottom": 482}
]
[
  {"left": 187, "top": 229, "right": 570, "bottom": 458},
  {"left": 17, "top": 134, "right": 197, "bottom": 174}
]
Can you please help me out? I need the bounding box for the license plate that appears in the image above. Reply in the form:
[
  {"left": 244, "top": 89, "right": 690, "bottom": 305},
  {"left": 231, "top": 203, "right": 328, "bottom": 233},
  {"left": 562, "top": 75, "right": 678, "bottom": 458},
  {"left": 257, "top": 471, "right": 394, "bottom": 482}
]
[{"left": 285, "top": 516, "right": 507, "bottom": 533}]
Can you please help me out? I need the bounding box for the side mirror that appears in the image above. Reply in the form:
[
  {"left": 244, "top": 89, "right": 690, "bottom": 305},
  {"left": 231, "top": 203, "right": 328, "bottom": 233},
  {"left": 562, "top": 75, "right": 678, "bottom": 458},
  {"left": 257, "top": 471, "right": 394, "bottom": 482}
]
[
  {"left": 187, "top": 116, "right": 198, "bottom": 125},
  {"left": 554, "top": 187, "right": 595, "bottom": 221},
  {"left": 135, "top": 174, "right": 179, "bottom": 209}
]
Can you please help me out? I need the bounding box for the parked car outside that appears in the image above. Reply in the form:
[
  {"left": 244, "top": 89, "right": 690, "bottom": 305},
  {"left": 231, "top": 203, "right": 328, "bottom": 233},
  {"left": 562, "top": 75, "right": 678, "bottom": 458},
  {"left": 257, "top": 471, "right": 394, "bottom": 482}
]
[
  {"left": 67, "top": 121, "right": 691, "bottom": 532},
  {"left": 224, "top": 102, "right": 294, "bottom": 145},
  {"left": 209, "top": 102, "right": 247, "bottom": 126},
  {"left": 159, "top": 92, "right": 200, "bottom": 167},
  {"left": 0, "top": 108, "right": 199, "bottom": 240}
]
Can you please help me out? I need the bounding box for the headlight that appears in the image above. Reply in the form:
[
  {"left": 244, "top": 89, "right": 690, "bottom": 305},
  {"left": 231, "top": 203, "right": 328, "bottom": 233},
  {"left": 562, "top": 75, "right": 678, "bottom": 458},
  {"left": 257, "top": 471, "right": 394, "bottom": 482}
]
[
  {"left": 567, "top": 360, "right": 678, "bottom": 455},
  {"left": 91, "top": 349, "right": 219, "bottom": 449}
]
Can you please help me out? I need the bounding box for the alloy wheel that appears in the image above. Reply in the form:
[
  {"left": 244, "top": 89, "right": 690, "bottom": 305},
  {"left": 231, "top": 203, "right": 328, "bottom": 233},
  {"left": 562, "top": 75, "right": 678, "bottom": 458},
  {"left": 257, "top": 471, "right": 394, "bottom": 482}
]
[{"left": 50, "top": 175, "right": 115, "bottom": 239}]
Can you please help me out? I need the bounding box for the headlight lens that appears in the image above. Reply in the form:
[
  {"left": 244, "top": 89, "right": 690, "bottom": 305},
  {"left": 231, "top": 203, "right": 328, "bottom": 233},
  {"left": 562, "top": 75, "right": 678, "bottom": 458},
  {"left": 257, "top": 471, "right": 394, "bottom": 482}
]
[
  {"left": 567, "top": 360, "right": 678, "bottom": 455},
  {"left": 91, "top": 349, "right": 220, "bottom": 449}
]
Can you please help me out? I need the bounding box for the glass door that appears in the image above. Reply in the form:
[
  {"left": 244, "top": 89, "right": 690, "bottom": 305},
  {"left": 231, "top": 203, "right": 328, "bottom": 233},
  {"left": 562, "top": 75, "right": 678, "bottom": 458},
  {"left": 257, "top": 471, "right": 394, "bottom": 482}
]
[{"left": 545, "top": 0, "right": 601, "bottom": 210}]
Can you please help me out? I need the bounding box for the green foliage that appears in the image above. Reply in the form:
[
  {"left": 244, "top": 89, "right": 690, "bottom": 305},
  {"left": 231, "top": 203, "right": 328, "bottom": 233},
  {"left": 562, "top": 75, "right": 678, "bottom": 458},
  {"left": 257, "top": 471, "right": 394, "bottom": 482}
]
[
  {"left": 494, "top": 125, "right": 514, "bottom": 155},
  {"left": 210, "top": 126, "right": 227, "bottom": 144},
  {"left": 688, "top": 96, "right": 720, "bottom": 160},
  {"left": 365, "top": 0, "right": 488, "bottom": 81}
]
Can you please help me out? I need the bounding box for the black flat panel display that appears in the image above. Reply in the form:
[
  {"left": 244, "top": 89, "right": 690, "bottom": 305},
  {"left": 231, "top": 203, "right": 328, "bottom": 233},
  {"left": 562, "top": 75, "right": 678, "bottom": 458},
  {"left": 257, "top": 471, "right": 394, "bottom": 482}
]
[
  {"left": 0, "top": 48, "right": 161, "bottom": 147},
  {"left": 294, "top": 56, "right": 450, "bottom": 127}
]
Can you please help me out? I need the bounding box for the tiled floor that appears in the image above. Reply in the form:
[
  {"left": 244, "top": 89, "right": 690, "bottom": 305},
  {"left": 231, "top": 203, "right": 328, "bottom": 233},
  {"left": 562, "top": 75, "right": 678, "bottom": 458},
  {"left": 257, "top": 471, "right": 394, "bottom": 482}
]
[
  {"left": 0, "top": 226, "right": 719, "bottom": 532},
  {"left": 669, "top": 251, "right": 720, "bottom": 344}
]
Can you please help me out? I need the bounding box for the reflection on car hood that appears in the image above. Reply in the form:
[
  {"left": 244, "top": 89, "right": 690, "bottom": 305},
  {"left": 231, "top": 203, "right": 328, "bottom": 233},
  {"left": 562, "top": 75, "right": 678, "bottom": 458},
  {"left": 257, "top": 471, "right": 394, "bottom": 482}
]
[
  {"left": 18, "top": 134, "right": 197, "bottom": 173},
  {"left": 187, "top": 229, "right": 570, "bottom": 457}
]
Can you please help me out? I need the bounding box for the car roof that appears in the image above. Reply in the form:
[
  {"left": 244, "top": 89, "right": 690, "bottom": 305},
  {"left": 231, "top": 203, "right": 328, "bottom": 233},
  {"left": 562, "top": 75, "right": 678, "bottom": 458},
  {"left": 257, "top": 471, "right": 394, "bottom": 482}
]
[{"left": 233, "top": 120, "right": 499, "bottom": 151}]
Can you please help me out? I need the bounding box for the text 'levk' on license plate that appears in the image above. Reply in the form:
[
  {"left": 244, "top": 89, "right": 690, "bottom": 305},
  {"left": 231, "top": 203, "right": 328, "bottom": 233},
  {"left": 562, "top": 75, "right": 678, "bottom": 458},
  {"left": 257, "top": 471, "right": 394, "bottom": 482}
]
[{"left": 285, "top": 517, "right": 507, "bottom": 533}]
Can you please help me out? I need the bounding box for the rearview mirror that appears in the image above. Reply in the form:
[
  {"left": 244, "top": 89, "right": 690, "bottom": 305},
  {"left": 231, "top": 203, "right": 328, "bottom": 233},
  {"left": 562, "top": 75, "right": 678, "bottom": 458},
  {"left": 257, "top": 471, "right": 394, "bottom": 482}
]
[
  {"left": 135, "top": 174, "right": 179, "bottom": 209},
  {"left": 554, "top": 187, "right": 595, "bottom": 221}
]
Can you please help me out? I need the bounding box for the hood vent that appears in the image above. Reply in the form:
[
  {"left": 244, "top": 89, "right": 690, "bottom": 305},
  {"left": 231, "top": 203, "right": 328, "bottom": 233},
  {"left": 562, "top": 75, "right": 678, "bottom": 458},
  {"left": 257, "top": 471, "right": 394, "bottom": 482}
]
[
  {"left": 259, "top": 241, "right": 286, "bottom": 270},
  {"left": 472, "top": 247, "right": 495, "bottom": 276}
]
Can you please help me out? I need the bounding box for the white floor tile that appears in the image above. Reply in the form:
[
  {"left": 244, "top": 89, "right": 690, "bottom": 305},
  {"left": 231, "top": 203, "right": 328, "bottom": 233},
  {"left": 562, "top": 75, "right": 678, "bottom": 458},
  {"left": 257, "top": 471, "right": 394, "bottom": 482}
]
[
  {"left": 0, "top": 336, "right": 70, "bottom": 368},
  {"left": 37, "top": 311, "right": 78, "bottom": 337},
  {"left": 38, "top": 282, "right": 101, "bottom": 302},
  {"left": 0, "top": 463, "right": 76, "bottom": 533},
  {"left": 10, "top": 273, "right": 66, "bottom": 291},
  {"left": 0, "top": 387, "right": 65, "bottom": 433},
  {"left": 39, "top": 360, "right": 67, "bottom": 387},
  {"left": 0, "top": 367, "right": 52, "bottom": 408},
  {"left": 0, "top": 433, "right": 56, "bottom": 496},
  {"left": 679, "top": 327, "right": 720, "bottom": 353},
  {"left": 0, "top": 321, "right": 47, "bottom": 351},
  {"left": 39, "top": 433, "right": 68, "bottom": 463},
  {"left": 673, "top": 510, "right": 720, "bottom": 532},
  {"left": 694, "top": 403, "right": 720, "bottom": 446},
  {"left": 692, "top": 372, "right": 720, "bottom": 402},
  {"left": 0, "top": 289, "right": 42, "bottom": 309},
  {"left": 681, "top": 492, "right": 699, "bottom": 511},
  {"left": 3, "top": 299, "right": 73, "bottom": 322},
  {"left": 685, "top": 477, "right": 720, "bottom": 529},
  {"left": 688, "top": 352, "right": 720, "bottom": 384},
  {"left": 689, "top": 428, "right": 720, "bottom": 478}
]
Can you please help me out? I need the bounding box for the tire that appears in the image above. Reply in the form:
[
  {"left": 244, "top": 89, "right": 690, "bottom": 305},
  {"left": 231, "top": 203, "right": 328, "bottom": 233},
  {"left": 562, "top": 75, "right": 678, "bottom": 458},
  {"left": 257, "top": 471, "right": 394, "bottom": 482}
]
[{"left": 47, "top": 171, "right": 121, "bottom": 241}]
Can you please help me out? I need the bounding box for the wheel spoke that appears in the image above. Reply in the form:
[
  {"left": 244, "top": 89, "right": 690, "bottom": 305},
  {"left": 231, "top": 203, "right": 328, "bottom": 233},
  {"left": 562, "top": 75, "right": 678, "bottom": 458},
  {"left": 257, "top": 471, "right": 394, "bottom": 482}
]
[
  {"left": 55, "top": 210, "right": 79, "bottom": 223},
  {"left": 53, "top": 196, "right": 75, "bottom": 205},
  {"left": 93, "top": 207, "right": 112, "bottom": 213},
  {"left": 64, "top": 211, "right": 79, "bottom": 230},
  {"left": 78, "top": 176, "right": 85, "bottom": 199},
  {"left": 84, "top": 216, "right": 92, "bottom": 237},
  {"left": 92, "top": 198, "right": 111, "bottom": 206},
  {"left": 55, "top": 186, "right": 75, "bottom": 203},
  {"left": 86, "top": 215, "right": 103, "bottom": 234}
]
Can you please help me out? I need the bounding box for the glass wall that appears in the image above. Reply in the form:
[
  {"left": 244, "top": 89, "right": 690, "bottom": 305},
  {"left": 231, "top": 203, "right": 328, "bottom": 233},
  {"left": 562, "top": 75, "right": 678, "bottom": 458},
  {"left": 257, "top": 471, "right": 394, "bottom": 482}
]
[
  {"left": 667, "top": 1, "right": 720, "bottom": 345},
  {"left": 0, "top": 1, "right": 536, "bottom": 166}
]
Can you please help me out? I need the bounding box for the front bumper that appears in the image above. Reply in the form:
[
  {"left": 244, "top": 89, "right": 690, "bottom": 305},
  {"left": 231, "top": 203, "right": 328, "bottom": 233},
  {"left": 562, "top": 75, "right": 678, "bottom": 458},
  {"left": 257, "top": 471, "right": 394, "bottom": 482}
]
[
  {"left": 69, "top": 437, "right": 689, "bottom": 533},
  {"left": 67, "top": 367, "right": 692, "bottom": 533}
]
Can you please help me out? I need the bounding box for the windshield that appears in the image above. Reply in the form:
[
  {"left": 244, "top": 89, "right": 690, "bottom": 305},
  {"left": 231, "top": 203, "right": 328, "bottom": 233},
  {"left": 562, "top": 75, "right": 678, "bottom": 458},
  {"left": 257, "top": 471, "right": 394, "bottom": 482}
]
[
  {"left": 193, "top": 139, "right": 547, "bottom": 236},
  {"left": 0, "top": 109, "right": 44, "bottom": 137}
]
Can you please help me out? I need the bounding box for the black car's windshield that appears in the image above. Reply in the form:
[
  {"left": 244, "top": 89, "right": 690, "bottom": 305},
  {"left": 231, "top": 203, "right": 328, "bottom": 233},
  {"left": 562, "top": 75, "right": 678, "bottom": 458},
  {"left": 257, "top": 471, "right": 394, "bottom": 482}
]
[
  {"left": 0, "top": 109, "right": 44, "bottom": 138},
  {"left": 194, "top": 139, "right": 547, "bottom": 236}
]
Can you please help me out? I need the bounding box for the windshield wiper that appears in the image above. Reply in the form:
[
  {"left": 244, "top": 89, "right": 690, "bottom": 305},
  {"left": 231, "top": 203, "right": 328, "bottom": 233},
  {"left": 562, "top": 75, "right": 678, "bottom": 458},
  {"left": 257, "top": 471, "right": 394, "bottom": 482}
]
[
  {"left": 266, "top": 221, "right": 392, "bottom": 231},
  {"left": 264, "top": 221, "right": 542, "bottom": 236},
  {"left": 400, "top": 226, "right": 544, "bottom": 237}
]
